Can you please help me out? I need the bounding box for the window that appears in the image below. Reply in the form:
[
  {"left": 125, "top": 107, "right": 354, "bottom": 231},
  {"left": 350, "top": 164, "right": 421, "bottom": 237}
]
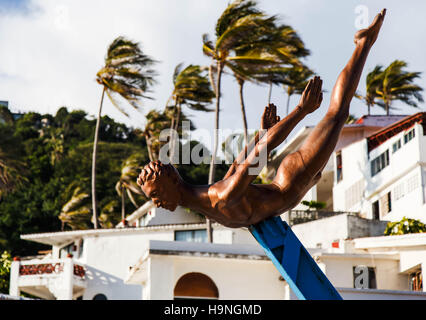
[
  {"left": 353, "top": 266, "right": 377, "bottom": 289},
  {"left": 175, "top": 230, "right": 207, "bottom": 243},
  {"left": 372, "top": 200, "right": 379, "bottom": 220},
  {"left": 345, "top": 179, "right": 364, "bottom": 209},
  {"left": 379, "top": 192, "right": 392, "bottom": 217},
  {"left": 392, "top": 139, "right": 401, "bottom": 153},
  {"left": 78, "top": 239, "right": 84, "bottom": 258},
  {"left": 371, "top": 150, "right": 389, "bottom": 177},
  {"left": 336, "top": 151, "right": 343, "bottom": 182},
  {"left": 394, "top": 182, "right": 405, "bottom": 200},
  {"left": 407, "top": 174, "right": 419, "bottom": 193},
  {"left": 404, "top": 128, "right": 415, "bottom": 144},
  {"left": 409, "top": 271, "right": 423, "bottom": 291}
]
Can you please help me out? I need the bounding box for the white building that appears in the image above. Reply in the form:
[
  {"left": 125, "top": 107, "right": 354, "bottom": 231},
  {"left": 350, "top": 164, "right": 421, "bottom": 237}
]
[
  {"left": 10, "top": 202, "right": 426, "bottom": 300},
  {"left": 264, "top": 115, "right": 407, "bottom": 211},
  {"left": 10, "top": 204, "right": 289, "bottom": 300},
  {"left": 9, "top": 114, "right": 426, "bottom": 300},
  {"left": 332, "top": 112, "right": 426, "bottom": 223}
]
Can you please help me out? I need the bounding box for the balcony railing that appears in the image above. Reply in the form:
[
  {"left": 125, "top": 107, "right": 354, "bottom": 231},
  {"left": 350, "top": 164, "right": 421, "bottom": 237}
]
[
  {"left": 288, "top": 210, "right": 360, "bottom": 226},
  {"left": 11, "top": 258, "right": 87, "bottom": 299},
  {"left": 18, "top": 259, "right": 85, "bottom": 279}
]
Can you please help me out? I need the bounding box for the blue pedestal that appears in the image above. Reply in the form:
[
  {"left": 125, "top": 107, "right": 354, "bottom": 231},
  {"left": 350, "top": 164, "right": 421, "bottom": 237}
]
[{"left": 249, "top": 216, "right": 343, "bottom": 300}]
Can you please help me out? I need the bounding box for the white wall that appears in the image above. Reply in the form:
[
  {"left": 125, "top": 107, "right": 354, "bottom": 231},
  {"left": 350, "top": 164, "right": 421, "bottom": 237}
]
[
  {"left": 81, "top": 229, "right": 174, "bottom": 300},
  {"left": 146, "top": 255, "right": 287, "bottom": 300},
  {"left": 321, "top": 256, "right": 407, "bottom": 291}
]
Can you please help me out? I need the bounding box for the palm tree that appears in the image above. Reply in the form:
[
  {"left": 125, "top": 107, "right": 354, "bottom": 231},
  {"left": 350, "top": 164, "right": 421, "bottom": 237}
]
[
  {"left": 282, "top": 65, "right": 314, "bottom": 116},
  {"left": 375, "top": 60, "right": 423, "bottom": 115},
  {"left": 203, "top": 0, "right": 269, "bottom": 242},
  {"left": 202, "top": 0, "right": 271, "bottom": 186},
  {"left": 59, "top": 185, "right": 92, "bottom": 230},
  {"left": 143, "top": 109, "right": 174, "bottom": 162},
  {"left": 0, "top": 151, "right": 26, "bottom": 198},
  {"left": 262, "top": 24, "right": 310, "bottom": 105},
  {"left": 115, "top": 153, "right": 147, "bottom": 222},
  {"left": 227, "top": 18, "right": 310, "bottom": 146},
  {"left": 355, "top": 65, "right": 384, "bottom": 115},
  {"left": 202, "top": 0, "right": 310, "bottom": 242},
  {"left": 93, "top": 36, "right": 157, "bottom": 229},
  {"left": 168, "top": 63, "right": 215, "bottom": 160},
  {"left": 0, "top": 125, "right": 27, "bottom": 198}
]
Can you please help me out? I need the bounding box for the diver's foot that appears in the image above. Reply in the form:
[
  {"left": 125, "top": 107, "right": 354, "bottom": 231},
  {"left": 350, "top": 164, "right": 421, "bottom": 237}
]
[{"left": 354, "top": 8, "right": 386, "bottom": 46}]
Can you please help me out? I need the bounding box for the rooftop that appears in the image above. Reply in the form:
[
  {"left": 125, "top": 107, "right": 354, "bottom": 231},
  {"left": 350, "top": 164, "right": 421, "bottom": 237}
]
[
  {"left": 367, "top": 112, "right": 426, "bottom": 152},
  {"left": 21, "top": 222, "right": 213, "bottom": 246}
]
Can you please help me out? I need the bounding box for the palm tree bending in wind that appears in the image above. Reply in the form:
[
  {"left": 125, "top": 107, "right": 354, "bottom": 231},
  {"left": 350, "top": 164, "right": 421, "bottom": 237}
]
[
  {"left": 168, "top": 63, "right": 215, "bottom": 161},
  {"left": 93, "top": 36, "right": 157, "bottom": 229},
  {"left": 356, "top": 60, "right": 423, "bottom": 115}
]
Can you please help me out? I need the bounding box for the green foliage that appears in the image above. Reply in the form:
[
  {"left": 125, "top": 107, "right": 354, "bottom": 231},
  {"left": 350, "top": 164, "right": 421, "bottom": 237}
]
[
  {"left": 96, "top": 36, "right": 158, "bottom": 114},
  {"left": 356, "top": 60, "right": 423, "bottom": 115},
  {"left": 171, "top": 64, "right": 215, "bottom": 112},
  {"left": 0, "top": 106, "right": 149, "bottom": 256},
  {"left": 384, "top": 217, "right": 426, "bottom": 236},
  {"left": 0, "top": 251, "right": 11, "bottom": 294},
  {"left": 301, "top": 200, "right": 326, "bottom": 211}
]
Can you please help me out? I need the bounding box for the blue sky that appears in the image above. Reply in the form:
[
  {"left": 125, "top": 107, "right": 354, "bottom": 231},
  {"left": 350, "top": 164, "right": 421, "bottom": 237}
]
[
  {"left": 0, "top": 0, "right": 30, "bottom": 12},
  {"left": 0, "top": 0, "right": 425, "bottom": 151}
]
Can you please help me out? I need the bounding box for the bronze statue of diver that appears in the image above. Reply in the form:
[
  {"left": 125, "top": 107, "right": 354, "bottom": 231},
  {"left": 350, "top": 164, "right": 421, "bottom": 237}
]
[{"left": 137, "top": 9, "right": 386, "bottom": 228}]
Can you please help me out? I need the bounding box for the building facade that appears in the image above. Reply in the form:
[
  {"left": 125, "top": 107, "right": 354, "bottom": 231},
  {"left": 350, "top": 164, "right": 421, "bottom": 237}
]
[{"left": 333, "top": 113, "right": 426, "bottom": 223}]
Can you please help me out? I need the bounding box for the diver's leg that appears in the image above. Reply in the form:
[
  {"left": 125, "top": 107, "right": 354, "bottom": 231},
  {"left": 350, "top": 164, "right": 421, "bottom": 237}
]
[{"left": 293, "top": 9, "right": 386, "bottom": 179}]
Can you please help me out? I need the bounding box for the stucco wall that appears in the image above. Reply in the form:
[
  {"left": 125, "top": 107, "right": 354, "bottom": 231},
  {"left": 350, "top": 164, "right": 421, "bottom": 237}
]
[{"left": 147, "top": 254, "right": 287, "bottom": 300}]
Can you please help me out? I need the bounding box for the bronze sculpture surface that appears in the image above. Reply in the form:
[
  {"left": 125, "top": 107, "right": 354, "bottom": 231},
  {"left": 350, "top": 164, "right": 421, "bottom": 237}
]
[{"left": 137, "top": 10, "right": 386, "bottom": 228}]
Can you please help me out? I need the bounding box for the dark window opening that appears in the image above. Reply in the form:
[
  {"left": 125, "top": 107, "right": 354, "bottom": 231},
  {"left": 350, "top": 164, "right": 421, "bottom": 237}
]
[
  {"left": 372, "top": 201, "right": 380, "bottom": 220},
  {"left": 371, "top": 150, "right": 389, "bottom": 177},
  {"left": 409, "top": 271, "right": 423, "bottom": 291},
  {"left": 175, "top": 230, "right": 207, "bottom": 243},
  {"left": 336, "top": 152, "right": 343, "bottom": 182},
  {"left": 380, "top": 192, "right": 392, "bottom": 218},
  {"left": 392, "top": 140, "right": 401, "bottom": 153},
  {"left": 404, "top": 128, "right": 415, "bottom": 144}
]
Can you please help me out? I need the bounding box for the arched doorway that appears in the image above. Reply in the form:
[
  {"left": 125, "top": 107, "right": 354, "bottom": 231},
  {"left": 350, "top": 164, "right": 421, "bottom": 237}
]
[{"left": 174, "top": 272, "right": 219, "bottom": 299}]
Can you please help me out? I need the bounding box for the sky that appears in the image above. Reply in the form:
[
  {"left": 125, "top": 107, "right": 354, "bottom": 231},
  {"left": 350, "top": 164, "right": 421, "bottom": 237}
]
[{"left": 1, "top": 0, "right": 425, "bottom": 151}]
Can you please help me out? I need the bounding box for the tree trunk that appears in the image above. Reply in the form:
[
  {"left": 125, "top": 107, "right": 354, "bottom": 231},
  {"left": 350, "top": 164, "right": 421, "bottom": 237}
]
[
  {"left": 209, "top": 64, "right": 217, "bottom": 97},
  {"left": 169, "top": 101, "right": 178, "bottom": 163},
  {"left": 121, "top": 184, "right": 125, "bottom": 221},
  {"left": 171, "top": 102, "right": 181, "bottom": 164},
  {"left": 208, "top": 62, "right": 223, "bottom": 185},
  {"left": 91, "top": 87, "right": 105, "bottom": 229},
  {"left": 286, "top": 94, "right": 292, "bottom": 117},
  {"left": 238, "top": 79, "right": 248, "bottom": 147},
  {"left": 144, "top": 133, "right": 155, "bottom": 161},
  {"left": 126, "top": 188, "right": 139, "bottom": 208},
  {"left": 207, "top": 61, "right": 223, "bottom": 243}
]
